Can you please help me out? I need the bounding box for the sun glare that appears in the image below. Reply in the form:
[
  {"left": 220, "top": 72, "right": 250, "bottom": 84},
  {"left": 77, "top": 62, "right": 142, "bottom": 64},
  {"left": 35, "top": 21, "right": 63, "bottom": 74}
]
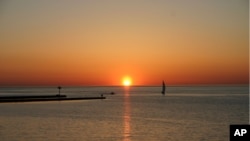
[{"left": 123, "top": 76, "right": 132, "bottom": 86}]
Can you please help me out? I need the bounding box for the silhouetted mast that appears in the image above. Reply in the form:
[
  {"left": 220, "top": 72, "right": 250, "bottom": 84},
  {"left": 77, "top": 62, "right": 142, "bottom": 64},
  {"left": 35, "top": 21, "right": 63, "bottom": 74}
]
[{"left": 161, "top": 81, "right": 165, "bottom": 95}]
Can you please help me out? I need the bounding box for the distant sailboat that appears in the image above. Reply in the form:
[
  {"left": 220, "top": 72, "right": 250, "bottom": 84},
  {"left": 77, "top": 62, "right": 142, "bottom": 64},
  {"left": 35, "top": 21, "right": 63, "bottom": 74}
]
[{"left": 161, "top": 81, "right": 166, "bottom": 95}]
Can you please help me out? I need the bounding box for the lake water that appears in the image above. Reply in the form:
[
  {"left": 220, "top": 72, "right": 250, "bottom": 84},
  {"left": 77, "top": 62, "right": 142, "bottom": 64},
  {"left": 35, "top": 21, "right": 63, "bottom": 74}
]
[{"left": 0, "top": 86, "right": 249, "bottom": 141}]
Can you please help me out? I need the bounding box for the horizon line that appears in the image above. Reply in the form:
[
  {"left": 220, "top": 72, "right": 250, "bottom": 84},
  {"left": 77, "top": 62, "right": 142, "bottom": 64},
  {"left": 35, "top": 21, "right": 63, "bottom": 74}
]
[{"left": 0, "top": 84, "right": 249, "bottom": 87}]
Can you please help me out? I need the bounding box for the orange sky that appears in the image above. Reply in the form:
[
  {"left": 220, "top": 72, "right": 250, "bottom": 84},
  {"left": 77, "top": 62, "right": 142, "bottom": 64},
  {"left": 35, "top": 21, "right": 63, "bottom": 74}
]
[{"left": 0, "top": 0, "right": 249, "bottom": 86}]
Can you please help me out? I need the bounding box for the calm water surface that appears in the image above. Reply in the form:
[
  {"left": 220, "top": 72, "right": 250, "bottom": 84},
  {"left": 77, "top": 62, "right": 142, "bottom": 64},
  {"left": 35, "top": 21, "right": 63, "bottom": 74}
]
[{"left": 0, "top": 86, "right": 249, "bottom": 141}]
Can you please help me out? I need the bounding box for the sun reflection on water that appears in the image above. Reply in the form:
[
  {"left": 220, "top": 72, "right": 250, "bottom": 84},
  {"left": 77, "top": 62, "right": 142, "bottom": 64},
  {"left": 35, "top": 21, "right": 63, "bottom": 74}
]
[{"left": 123, "top": 88, "right": 131, "bottom": 141}]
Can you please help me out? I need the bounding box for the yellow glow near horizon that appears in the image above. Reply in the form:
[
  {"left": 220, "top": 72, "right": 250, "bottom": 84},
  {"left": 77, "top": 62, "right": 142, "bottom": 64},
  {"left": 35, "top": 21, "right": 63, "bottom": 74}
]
[
  {"left": 0, "top": 1, "right": 248, "bottom": 86},
  {"left": 122, "top": 76, "right": 132, "bottom": 86}
]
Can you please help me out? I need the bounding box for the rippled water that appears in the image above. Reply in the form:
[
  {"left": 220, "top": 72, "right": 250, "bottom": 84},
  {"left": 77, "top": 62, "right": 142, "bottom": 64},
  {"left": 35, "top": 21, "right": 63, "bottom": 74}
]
[{"left": 0, "top": 86, "right": 249, "bottom": 141}]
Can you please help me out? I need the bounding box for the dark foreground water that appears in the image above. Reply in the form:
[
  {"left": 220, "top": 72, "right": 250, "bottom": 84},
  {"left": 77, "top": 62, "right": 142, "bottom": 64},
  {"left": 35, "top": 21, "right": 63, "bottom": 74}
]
[{"left": 0, "top": 86, "right": 249, "bottom": 141}]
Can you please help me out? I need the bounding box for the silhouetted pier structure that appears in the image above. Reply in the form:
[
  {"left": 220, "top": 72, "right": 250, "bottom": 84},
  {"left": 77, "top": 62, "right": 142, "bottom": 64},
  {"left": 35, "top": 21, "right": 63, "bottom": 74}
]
[
  {"left": 0, "top": 95, "right": 105, "bottom": 103},
  {"left": 0, "top": 86, "right": 106, "bottom": 103}
]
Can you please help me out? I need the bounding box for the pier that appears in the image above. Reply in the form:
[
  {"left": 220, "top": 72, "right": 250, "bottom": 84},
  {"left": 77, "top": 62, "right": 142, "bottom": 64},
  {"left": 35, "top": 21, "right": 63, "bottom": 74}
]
[{"left": 0, "top": 95, "right": 106, "bottom": 103}]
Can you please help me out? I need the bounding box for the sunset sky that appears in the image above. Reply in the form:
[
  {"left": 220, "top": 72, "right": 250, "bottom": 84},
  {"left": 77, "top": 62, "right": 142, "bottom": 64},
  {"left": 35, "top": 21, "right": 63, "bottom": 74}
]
[{"left": 0, "top": 0, "right": 249, "bottom": 86}]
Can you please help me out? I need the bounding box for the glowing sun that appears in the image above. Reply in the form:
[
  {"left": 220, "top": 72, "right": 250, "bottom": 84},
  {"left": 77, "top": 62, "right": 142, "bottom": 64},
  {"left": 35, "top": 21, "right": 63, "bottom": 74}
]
[{"left": 122, "top": 76, "right": 132, "bottom": 86}]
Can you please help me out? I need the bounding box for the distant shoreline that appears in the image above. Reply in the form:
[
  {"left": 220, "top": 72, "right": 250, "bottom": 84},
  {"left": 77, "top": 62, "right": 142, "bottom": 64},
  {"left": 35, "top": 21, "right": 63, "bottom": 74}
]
[{"left": 0, "top": 84, "right": 248, "bottom": 88}]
